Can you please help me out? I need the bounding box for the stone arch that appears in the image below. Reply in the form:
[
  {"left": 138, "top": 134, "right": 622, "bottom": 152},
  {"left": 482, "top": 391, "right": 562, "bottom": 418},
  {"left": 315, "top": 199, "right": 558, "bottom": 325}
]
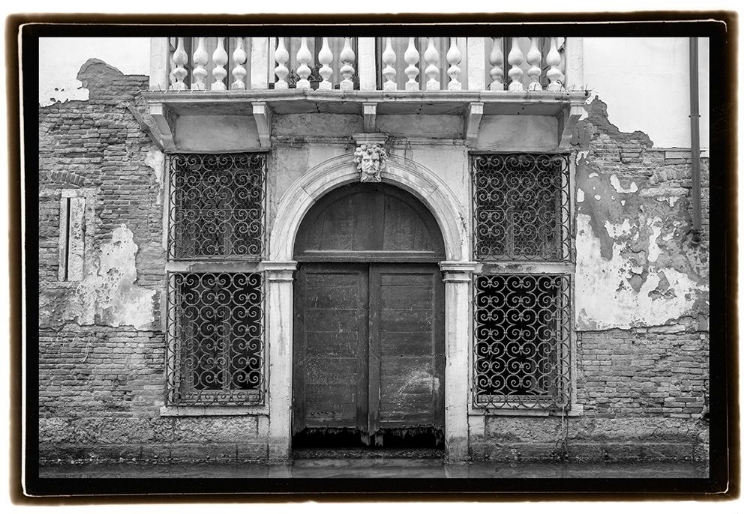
[{"left": 269, "top": 153, "right": 469, "bottom": 263}]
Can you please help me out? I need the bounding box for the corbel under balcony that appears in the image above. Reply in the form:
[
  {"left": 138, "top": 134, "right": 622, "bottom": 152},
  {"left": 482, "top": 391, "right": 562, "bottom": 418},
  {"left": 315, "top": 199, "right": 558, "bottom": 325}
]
[{"left": 142, "top": 90, "right": 588, "bottom": 152}]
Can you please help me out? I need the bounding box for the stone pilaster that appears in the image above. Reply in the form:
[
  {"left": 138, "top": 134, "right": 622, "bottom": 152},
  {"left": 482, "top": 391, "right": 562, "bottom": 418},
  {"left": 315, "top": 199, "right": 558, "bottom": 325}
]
[
  {"left": 439, "top": 260, "right": 477, "bottom": 462},
  {"left": 263, "top": 260, "right": 297, "bottom": 462}
]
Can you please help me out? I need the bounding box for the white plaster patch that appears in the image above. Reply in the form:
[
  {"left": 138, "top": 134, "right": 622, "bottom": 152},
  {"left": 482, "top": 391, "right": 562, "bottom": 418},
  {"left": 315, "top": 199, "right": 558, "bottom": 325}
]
[
  {"left": 656, "top": 195, "right": 679, "bottom": 207},
  {"left": 588, "top": 172, "right": 599, "bottom": 178},
  {"left": 621, "top": 200, "right": 626, "bottom": 206},
  {"left": 145, "top": 149, "right": 165, "bottom": 205},
  {"left": 594, "top": 194, "right": 601, "bottom": 201},
  {"left": 577, "top": 188, "right": 585, "bottom": 203},
  {"left": 610, "top": 174, "right": 638, "bottom": 193},
  {"left": 39, "top": 79, "right": 89, "bottom": 107},
  {"left": 576, "top": 150, "right": 589, "bottom": 164},
  {"left": 575, "top": 213, "right": 707, "bottom": 330},
  {"left": 647, "top": 217, "right": 663, "bottom": 262},
  {"left": 604, "top": 218, "right": 632, "bottom": 239},
  {"left": 71, "top": 224, "right": 156, "bottom": 330}
]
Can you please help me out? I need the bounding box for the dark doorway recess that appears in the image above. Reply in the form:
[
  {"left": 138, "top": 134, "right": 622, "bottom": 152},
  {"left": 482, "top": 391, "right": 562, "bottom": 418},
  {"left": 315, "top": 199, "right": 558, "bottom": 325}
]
[{"left": 292, "top": 183, "right": 446, "bottom": 451}]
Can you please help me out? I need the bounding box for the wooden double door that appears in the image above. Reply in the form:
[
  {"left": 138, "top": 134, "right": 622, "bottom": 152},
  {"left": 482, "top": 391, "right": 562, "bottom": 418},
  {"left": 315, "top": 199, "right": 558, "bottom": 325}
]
[{"left": 293, "top": 262, "right": 445, "bottom": 446}]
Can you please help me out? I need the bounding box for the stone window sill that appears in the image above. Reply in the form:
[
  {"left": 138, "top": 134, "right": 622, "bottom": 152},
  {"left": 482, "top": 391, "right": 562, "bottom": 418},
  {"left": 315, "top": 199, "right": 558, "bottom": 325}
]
[
  {"left": 160, "top": 405, "right": 269, "bottom": 417},
  {"left": 469, "top": 403, "right": 584, "bottom": 417}
]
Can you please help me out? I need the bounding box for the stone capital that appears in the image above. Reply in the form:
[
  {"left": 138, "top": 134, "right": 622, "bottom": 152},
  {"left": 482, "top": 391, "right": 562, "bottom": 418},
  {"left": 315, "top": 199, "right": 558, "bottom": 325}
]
[
  {"left": 439, "top": 261, "right": 478, "bottom": 282},
  {"left": 262, "top": 261, "right": 297, "bottom": 281}
]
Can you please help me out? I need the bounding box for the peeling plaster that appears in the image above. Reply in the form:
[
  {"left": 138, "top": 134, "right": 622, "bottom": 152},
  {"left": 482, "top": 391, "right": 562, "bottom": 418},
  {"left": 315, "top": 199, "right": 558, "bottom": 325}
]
[
  {"left": 67, "top": 224, "right": 156, "bottom": 330},
  {"left": 574, "top": 96, "right": 708, "bottom": 330},
  {"left": 145, "top": 149, "right": 165, "bottom": 205},
  {"left": 610, "top": 174, "right": 638, "bottom": 193},
  {"left": 576, "top": 214, "right": 708, "bottom": 330}
]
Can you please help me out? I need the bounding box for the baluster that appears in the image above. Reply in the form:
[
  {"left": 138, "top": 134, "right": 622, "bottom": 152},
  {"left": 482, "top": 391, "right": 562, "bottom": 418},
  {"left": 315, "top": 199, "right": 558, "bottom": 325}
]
[
  {"left": 318, "top": 37, "right": 334, "bottom": 90},
  {"left": 424, "top": 37, "right": 440, "bottom": 91},
  {"left": 382, "top": 37, "right": 397, "bottom": 91},
  {"left": 274, "top": 37, "right": 289, "bottom": 89},
  {"left": 171, "top": 37, "right": 188, "bottom": 91},
  {"left": 404, "top": 37, "right": 420, "bottom": 91},
  {"left": 339, "top": 37, "right": 356, "bottom": 91},
  {"left": 191, "top": 37, "right": 209, "bottom": 90},
  {"left": 526, "top": 37, "right": 542, "bottom": 92},
  {"left": 446, "top": 37, "right": 462, "bottom": 91},
  {"left": 488, "top": 37, "right": 504, "bottom": 91},
  {"left": 546, "top": 37, "right": 563, "bottom": 92},
  {"left": 507, "top": 37, "right": 524, "bottom": 92},
  {"left": 231, "top": 37, "right": 247, "bottom": 90},
  {"left": 296, "top": 37, "right": 312, "bottom": 89},
  {"left": 211, "top": 37, "right": 228, "bottom": 90}
]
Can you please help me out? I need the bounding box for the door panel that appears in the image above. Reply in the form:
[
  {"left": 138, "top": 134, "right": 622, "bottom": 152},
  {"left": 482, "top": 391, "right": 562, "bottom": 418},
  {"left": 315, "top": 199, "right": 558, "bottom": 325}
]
[
  {"left": 370, "top": 265, "right": 445, "bottom": 430},
  {"left": 293, "top": 264, "right": 369, "bottom": 434},
  {"left": 293, "top": 262, "right": 444, "bottom": 445}
]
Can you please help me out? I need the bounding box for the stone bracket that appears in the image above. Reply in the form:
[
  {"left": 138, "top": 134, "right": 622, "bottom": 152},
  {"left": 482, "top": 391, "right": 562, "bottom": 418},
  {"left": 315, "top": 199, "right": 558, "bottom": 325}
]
[
  {"left": 127, "top": 103, "right": 164, "bottom": 151},
  {"left": 253, "top": 102, "right": 272, "bottom": 149},
  {"left": 363, "top": 102, "right": 377, "bottom": 132},
  {"left": 148, "top": 102, "right": 176, "bottom": 151},
  {"left": 559, "top": 103, "right": 585, "bottom": 149},
  {"left": 465, "top": 102, "right": 484, "bottom": 148}
]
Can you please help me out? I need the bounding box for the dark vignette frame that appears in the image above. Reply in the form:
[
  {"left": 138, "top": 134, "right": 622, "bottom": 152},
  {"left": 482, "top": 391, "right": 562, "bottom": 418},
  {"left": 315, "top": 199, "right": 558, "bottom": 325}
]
[{"left": 11, "top": 12, "right": 737, "bottom": 501}]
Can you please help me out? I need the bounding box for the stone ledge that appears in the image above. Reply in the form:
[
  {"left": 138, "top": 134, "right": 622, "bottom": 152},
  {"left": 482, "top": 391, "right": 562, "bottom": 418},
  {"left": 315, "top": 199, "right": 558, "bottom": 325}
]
[{"left": 160, "top": 406, "right": 269, "bottom": 417}]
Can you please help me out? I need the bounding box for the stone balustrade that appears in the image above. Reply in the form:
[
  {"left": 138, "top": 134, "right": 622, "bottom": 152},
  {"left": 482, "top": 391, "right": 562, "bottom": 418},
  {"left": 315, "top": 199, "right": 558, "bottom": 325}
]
[{"left": 152, "top": 37, "right": 581, "bottom": 93}]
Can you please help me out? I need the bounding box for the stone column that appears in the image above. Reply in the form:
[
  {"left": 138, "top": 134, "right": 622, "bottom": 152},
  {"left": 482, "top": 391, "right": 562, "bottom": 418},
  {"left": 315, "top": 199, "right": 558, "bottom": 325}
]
[
  {"left": 250, "top": 37, "right": 270, "bottom": 90},
  {"left": 149, "top": 37, "right": 170, "bottom": 91},
  {"left": 564, "top": 37, "right": 584, "bottom": 91},
  {"left": 466, "top": 37, "right": 487, "bottom": 91},
  {"left": 357, "top": 37, "right": 377, "bottom": 91},
  {"left": 439, "top": 260, "right": 477, "bottom": 462},
  {"left": 264, "top": 261, "right": 297, "bottom": 462}
]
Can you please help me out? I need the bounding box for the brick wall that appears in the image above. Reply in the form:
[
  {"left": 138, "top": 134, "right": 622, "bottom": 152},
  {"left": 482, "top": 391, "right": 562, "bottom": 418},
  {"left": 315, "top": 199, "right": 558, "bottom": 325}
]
[
  {"left": 37, "top": 60, "right": 270, "bottom": 464},
  {"left": 469, "top": 98, "right": 710, "bottom": 463}
]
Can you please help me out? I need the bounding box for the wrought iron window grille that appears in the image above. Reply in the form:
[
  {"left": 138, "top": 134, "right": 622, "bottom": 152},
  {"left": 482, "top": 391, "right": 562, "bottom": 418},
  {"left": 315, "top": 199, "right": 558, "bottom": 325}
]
[
  {"left": 472, "top": 153, "right": 571, "bottom": 262},
  {"left": 473, "top": 274, "right": 572, "bottom": 410},
  {"left": 167, "top": 272, "right": 264, "bottom": 406},
  {"left": 168, "top": 153, "right": 266, "bottom": 260}
]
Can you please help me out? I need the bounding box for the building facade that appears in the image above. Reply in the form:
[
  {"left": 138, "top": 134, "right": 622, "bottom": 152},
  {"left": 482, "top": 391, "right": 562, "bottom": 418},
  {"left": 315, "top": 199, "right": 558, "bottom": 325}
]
[{"left": 37, "top": 36, "right": 710, "bottom": 464}]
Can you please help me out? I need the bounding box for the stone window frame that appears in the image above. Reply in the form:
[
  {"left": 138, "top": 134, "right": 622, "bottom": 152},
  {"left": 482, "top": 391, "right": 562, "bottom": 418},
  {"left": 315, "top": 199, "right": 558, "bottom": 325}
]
[
  {"left": 469, "top": 152, "right": 581, "bottom": 416},
  {"left": 161, "top": 151, "right": 270, "bottom": 416},
  {"left": 57, "top": 188, "right": 97, "bottom": 283}
]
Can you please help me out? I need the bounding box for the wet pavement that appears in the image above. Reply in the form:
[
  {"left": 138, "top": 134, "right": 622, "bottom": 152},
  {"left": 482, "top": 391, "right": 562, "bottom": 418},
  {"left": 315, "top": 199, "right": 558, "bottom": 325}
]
[{"left": 39, "top": 458, "right": 708, "bottom": 479}]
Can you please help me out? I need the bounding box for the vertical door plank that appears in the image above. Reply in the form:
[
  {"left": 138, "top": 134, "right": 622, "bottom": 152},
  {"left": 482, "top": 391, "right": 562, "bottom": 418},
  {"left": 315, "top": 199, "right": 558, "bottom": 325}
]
[
  {"left": 373, "top": 265, "right": 445, "bottom": 430},
  {"left": 293, "top": 263, "right": 369, "bottom": 432},
  {"left": 367, "top": 264, "right": 382, "bottom": 440}
]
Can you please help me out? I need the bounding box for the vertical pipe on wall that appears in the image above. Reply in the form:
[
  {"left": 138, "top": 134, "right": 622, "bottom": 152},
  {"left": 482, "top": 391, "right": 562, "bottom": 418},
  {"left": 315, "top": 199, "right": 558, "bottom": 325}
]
[{"left": 689, "top": 37, "right": 702, "bottom": 244}]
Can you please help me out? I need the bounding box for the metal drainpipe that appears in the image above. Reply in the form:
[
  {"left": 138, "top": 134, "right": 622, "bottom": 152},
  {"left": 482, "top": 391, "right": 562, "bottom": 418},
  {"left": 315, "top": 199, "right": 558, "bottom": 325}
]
[{"left": 689, "top": 37, "right": 702, "bottom": 244}]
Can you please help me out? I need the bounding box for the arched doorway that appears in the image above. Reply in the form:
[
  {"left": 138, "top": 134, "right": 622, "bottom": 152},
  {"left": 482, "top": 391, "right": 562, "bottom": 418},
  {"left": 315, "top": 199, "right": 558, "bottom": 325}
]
[{"left": 292, "top": 182, "right": 446, "bottom": 450}]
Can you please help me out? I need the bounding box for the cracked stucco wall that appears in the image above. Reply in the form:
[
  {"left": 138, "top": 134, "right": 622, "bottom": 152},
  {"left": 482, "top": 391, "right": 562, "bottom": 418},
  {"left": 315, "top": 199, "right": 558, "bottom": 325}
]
[{"left": 573, "top": 97, "right": 709, "bottom": 331}]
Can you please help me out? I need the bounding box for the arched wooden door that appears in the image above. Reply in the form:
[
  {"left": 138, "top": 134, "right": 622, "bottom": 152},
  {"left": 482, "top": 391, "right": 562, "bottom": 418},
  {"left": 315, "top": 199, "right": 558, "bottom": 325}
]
[{"left": 292, "top": 183, "right": 446, "bottom": 447}]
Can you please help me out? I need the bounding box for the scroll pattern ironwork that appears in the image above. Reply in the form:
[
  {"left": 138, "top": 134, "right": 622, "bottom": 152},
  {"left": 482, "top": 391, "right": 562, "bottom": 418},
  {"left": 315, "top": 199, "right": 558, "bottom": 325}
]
[
  {"left": 473, "top": 274, "right": 571, "bottom": 410},
  {"left": 167, "top": 272, "right": 264, "bottom": 405},
  {"left": 169, "top": 153, "right": 266, "bottom": 259},
  {"left": 472, "top": 154, "right": 571, "bottom": 261}
]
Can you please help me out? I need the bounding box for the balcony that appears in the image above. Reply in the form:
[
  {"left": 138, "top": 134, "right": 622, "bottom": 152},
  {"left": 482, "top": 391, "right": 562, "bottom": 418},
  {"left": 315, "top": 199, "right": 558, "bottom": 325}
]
[{"left": 144, "top": 37, "right": 588, "bottom": 152}]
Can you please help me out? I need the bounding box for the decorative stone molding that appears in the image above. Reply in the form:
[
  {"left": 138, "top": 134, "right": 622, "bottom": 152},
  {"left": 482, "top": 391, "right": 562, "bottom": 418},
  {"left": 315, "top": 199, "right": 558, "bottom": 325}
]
[
  {"left": 269, "top": 151, "right": 469, "bottom": 262},
  {"left": 263, "top": 260, "right": 297, "bottom": 281},
  {"left": 439, "top": 261, "right": 479, "bottom": 282}
]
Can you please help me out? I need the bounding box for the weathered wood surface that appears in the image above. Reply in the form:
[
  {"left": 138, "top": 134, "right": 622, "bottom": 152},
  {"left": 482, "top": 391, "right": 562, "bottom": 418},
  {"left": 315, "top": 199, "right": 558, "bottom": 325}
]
[
  {"left": 293, "top": 263, "right": 444, "bottom": 442},
  {"left": 294, "top": 183, "right": 445, "bottom": 262}
]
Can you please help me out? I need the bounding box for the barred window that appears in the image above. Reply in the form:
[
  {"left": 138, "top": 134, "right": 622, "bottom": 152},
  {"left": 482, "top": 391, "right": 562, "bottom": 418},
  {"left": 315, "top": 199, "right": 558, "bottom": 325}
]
[
  {"left": 472, "top": 153, "right": 573, "bottom": 411},
  {"left": 472, "top": 154, "right": 571, "bottom": 261},
  {"left": 473, "top": 274, "right": 571, "bottom": 410},
  {"left": 167, "top": 272, "right": 264, "bottom": 406},
  {"left": 169, "top": 153, "right": 266, "bottom": 259}
]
